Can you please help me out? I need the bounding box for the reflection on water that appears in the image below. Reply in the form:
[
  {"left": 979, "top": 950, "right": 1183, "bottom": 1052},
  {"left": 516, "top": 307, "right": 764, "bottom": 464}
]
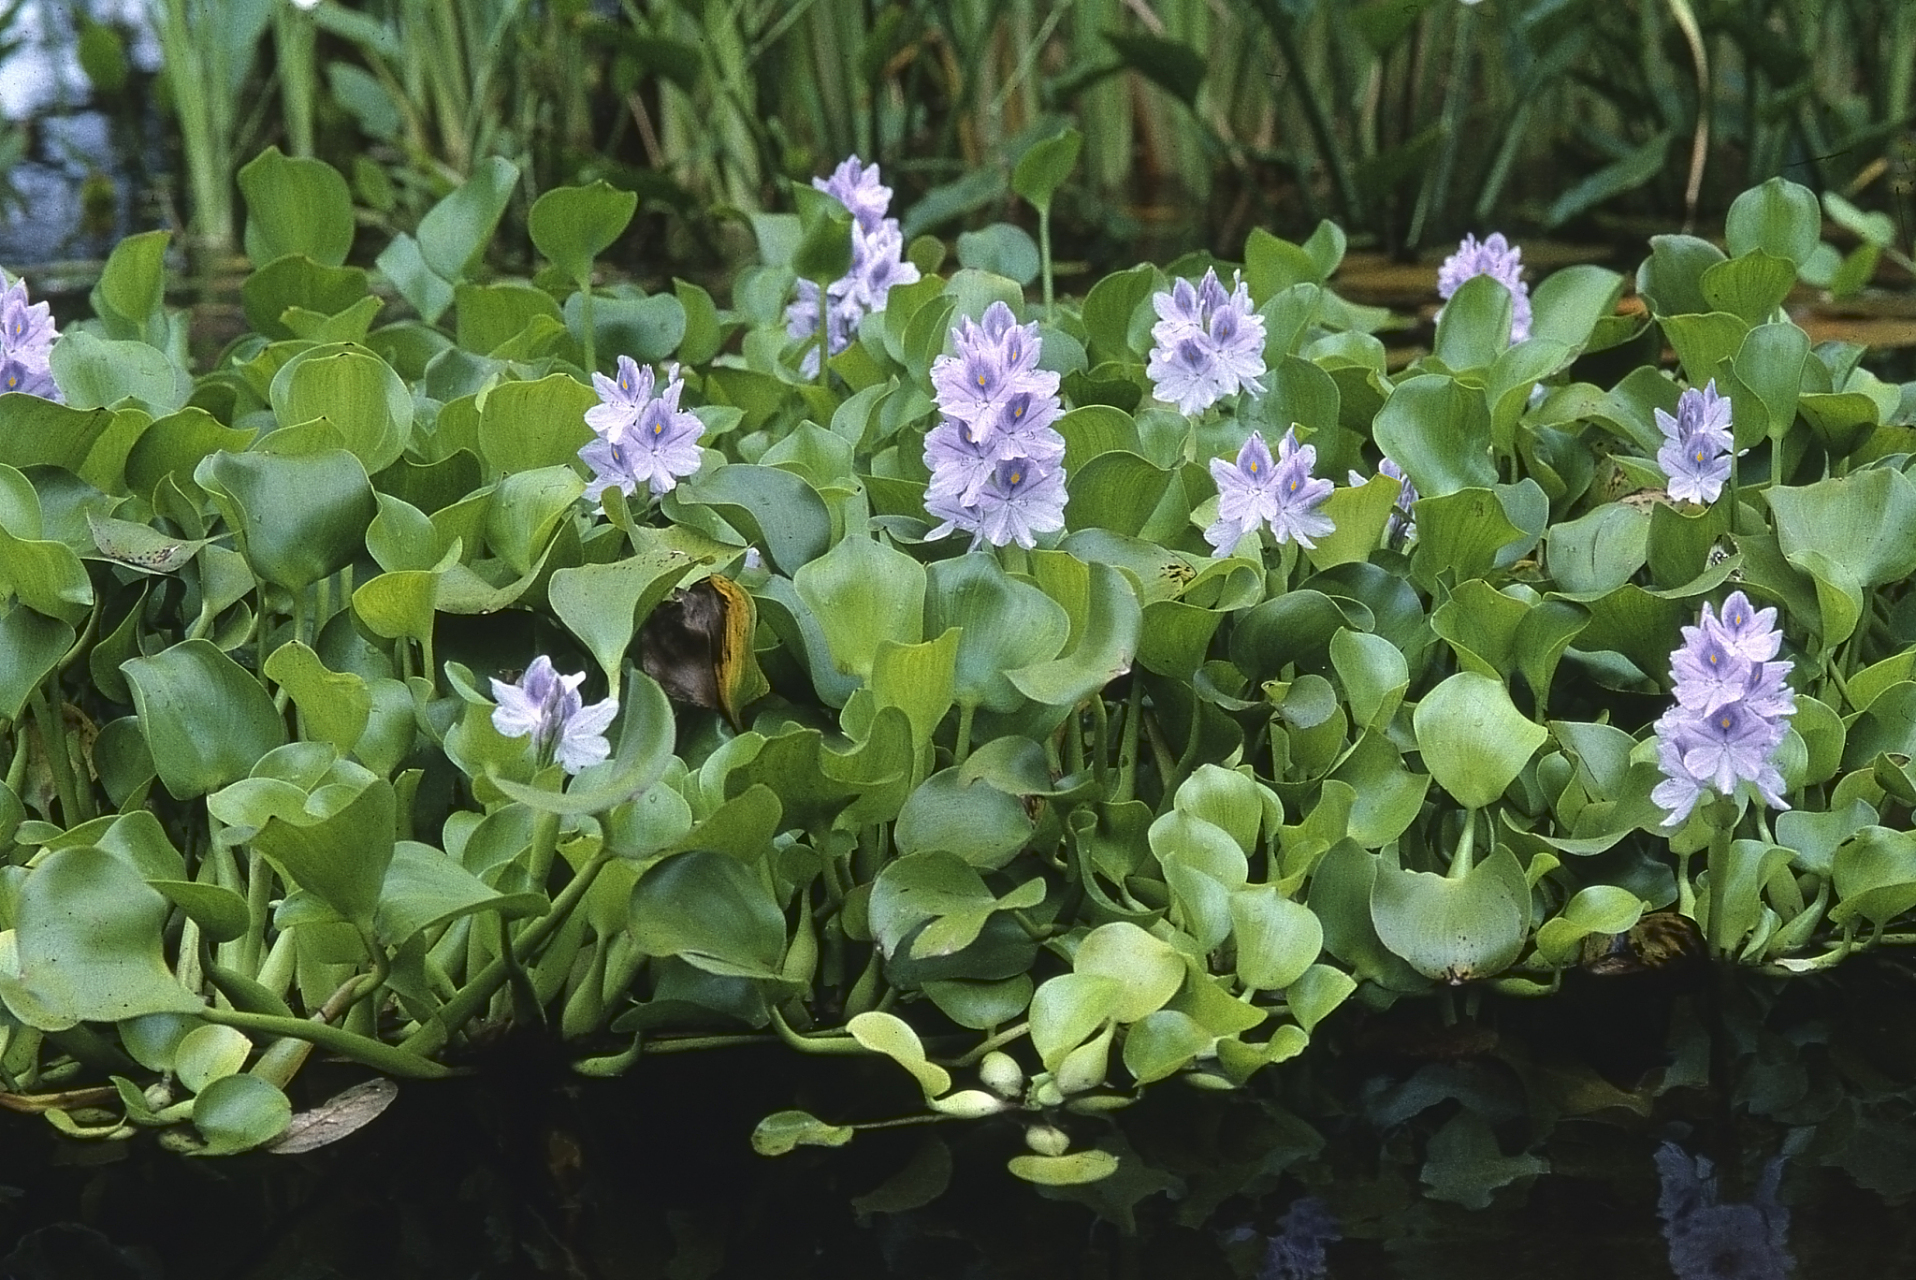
[
  {"left": 1656, "top": 1144, "right": 1791, "bottom": 1280},
  {"left": 0, "top": 0, "right": 164, "bottom": 266}
]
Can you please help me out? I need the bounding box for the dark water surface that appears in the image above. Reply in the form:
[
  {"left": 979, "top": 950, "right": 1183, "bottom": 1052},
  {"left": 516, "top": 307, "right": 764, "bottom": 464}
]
[{"left": 5, "top": 957, "right": 1916, "bottom": 1278}]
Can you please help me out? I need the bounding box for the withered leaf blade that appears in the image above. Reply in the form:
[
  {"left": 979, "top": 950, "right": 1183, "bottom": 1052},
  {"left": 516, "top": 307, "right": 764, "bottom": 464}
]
[
  {"left": 265, "top": 1077, "right": 398, "bottom": 1154},
  {"left": 639, "top": 574, "right": 769, "bottom": 728}
]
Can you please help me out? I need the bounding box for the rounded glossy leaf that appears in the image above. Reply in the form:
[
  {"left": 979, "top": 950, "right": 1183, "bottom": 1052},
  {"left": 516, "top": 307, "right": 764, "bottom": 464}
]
[
  {"left": 239, "top": 148, "right": 354, "bottom": 267},
  {"left": 752, "top": 1109, "right": 854, "bottom": 1157},
  {"left": 848, "top": 1011, "right": 952, "bottom": 1099},
  {"left": 198, "top": 448, "right": 375, "bottom": 590},
  {"left": 476, "top": 372, "right": 599, "bottom": 476},
  {"left": 1121, "top": 1009, "right": 1207, "bottom": 1084},
  {"left": 1029, "top": 971, "right": 1123, "bottom": 1071},
  {"left": 1230, "top": 886, "right": 1323, "bottom": 991},
  {"left": 123, "top": 640, "right": 289, "bottom": 799},
  {"left": 269, "top": 345, "right": 411, "bottom": 473},
  {"left": 1007, "top": 1150, "right": 1119, "bottom": 1185},
  {"left": 175, "top": 1023, "right": 253, "bottom": 1094},
  {"left": 0, "top": 847, "right": 203, "bottom": 1028},
  {"left": 1725, "top": 176, "right": 1820, "bottom": 268},
  {"left": 1073, "top": 922, "right": 1184, "bottom": 1023},
  {"left": 628, "top": 849, "right": 785, "bottom": 980},
  {"left": 894, "top": 768, "right": 1035, "bottom": 870},
  {"left": 191, "top": 1073, "right": 293, "bottom": 1156},
  {"left": 682, "top": 464, "right": 831, "bottom": 576},
  {"left": 794, "top": 535, "right": 925, "bottom": 681},
  {"left": 1370, "top": 848, "right": 1530, "bottom": 982},
  {"left": 252, "top": 777, "right": 397, "bottom": 934},
  {"left": 529, "top": 182, "right": 638, "bottom": 287},
  {"left": 1373, "top": 374, "right": 1495, "bottom": 498},
  {"left": 928, "top": 554, "right": 1071, "bottom": 712},
  {"left": 1413, "top": 673, "right": 1548, "bottom": 810},
  {"left": 1011, "top": 127, "right": 1083, "bottom": 212}
]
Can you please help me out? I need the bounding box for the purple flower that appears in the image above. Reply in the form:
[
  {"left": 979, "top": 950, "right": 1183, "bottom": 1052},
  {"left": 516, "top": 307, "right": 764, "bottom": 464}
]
[
  {"left": 0, "top": 275, "right": 60, "bottom": 403},
  {"left": 490, "top": 656, "right": 619, "bottom": 774},
  {"left": 1205, "top": 428, "right": 1335, "bottom": 555},
  {"left": 1437, "top": 232, "right": 1532, "bottom": 343},
  {"left": 927, "top": 456, "right": 1067, "bottom": 550},
  {"left": 922, "top": 303, "right": 1069, "bottom": 549},
  {"left": 783, "top": 155, "right": 920, "bottom": 374},
  {"left": 1655, "top": 381, "right": 1735, "bottom": 504},
  {"left": 1710, "top": 590, "right": 1781, "bottom": 662},
  {"left": 815, "top": 156, "right": 892, "bottom": 234},
  {"left": 579, "top": 358, "right": 703, "bottom": 502},
  {"left": 585, "top": 355, "right": 656, "bottom": 438},
  {"left": 1655, "top": 1144, "right": 1790, "bottom": 1280},
  {"left": 1653, "top": 592, "right": 1793, "bottom": 825},
  {"left": 1147, "top": 268, "right": 1266, "bottom": 416},
  {"left": 1349, "top": 456, "right": 1417, "bottom": 546}
]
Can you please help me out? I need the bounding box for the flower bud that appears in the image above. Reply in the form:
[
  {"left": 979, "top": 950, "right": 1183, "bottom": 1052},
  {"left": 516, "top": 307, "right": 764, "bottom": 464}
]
[
  {"left": 979, "top": 1051, "right": 1024, "bottom": 1099},
  {"left": 1024, "top": 1124, "right": 1070, "bottom": 1157}
]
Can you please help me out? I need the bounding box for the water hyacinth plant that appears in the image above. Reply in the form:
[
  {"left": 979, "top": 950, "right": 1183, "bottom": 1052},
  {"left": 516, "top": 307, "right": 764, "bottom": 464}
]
[
  {"left": 1655, "top": 380, "right": 1735, "bottom": 505},
  {"left": 785, "top": 157, "right": 919, "bottom": 375},
  {"left": 2, "top": 163, "right": 1916, "bottom": 1188}
]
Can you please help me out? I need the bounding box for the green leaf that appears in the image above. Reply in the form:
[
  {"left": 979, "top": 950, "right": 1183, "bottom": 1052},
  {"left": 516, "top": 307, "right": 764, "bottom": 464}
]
[
  {"left": 1121, "top": 1009, "right": 1208, "bottom": 1084},
  {"left": 1543, "top": 131, "right": 1670, "bottom": 229},
  {"left": 1011, "top": 127, "right": 1083, "bottom": 212},
  {"left": 1725, "top": 176, "right": 1821, "bottom": 268},
  {"left": 895, "top": 768, "right": 1035, "bottom": 870},
  {"left": 1526, "top": 265, "right": 1625, "bottom": 350},
  {"left": 274, "top": 344, "right": 412, "bottom": 467},
  {"left": 418, "top": 156, "right": 519, "bottom": 283},
  {"left": 549, "top": 539, "right": 718, "bottom": 689},
  {"left": 1413, "top": 673, "right": 1547, "bottom": 810},
  {"left": 956, "top": 223, "right": 1041, "bottom": 286},
  {"left": 791, "top": 186, "right": 855, "bottom": 284},
  {"left": 1637, "top": 234, "right": 1727, "bottom": 317},
  {"left": 752, "top": 1109, "right": 854, "bottom": 1156},
  {"left": 251, "top": 777, "right": 396, "bottom": 934},
  {"left": 1699, "top": 250, "right": 1796, "bottom": 325},
  {"left": 197, "top": 448, "right": 375, "bottom": 590},
  {"left": 1104, "top": 30, "right": 1204, "bottom": 104},
  {"left": 1421, "top": 1110, "right": 1546, "bottom": 1209},
  {"left": 1007, "top": 1150, "right": 1120, "bottom": 1186},
  {"left": 628, "top": 849, "right": 787, "bottom": 980},
  {"left": 475, "top": 372, "right": 599, "bottom": 476},
  {"left": 681, "top": 464, "right": 830, "bottom": 576},
  {"left": 928, "top": 553, "right": 1071, "bottom": 713},
  {"left": 848, "top": 1011, "right": 952, "bottom": 1098},
  {"left": 240, "top": 148, "right": 354, "bottom": 268},
  {"left": 794, "top": 535, "right": 925, "bottom": 681},
  {"left": 1230, "top": 886, "right": 1322, "bottom": 991},
  {"left": 374, "top": 841, "right": 543, "bottom": 947},
  {"left": 94, "top": 229, "right": 171, "bottom": 334},
  {"left": 49, "top": 330, "right": 191, "bottom": 414},
  {"left": 1006, "top": 560, "right": 1141, "bottom": 707},
  {"left": 1370, "top": 847, "right": 1530, "bottom": 982},
  {"left": 1073, "top": 922, "right": 1184, "bottom": 1023},
  {"left": 191, "top": 1074, "right": 293, "bottom": 1155},
  {"left": 1533, "top": 885, "right": 1646, "bottom": 966},
  {"left": 1029, "top": 971, "right": 1124, "bottom": 1070},
  {"left": 123, "top": 640, "right": 289, "bottom": 799},
  {"left": 1434, "top": 274, "right": 1513, "bottom": 369},
  {"left": 1373, "top": 374, "right": 1495, "bottom": 497},
  {"left": 528, "top": 181, "right": 638, "bottom": 288},
  {"left": 176, "top": 1023, "right": 252, "bottom": 1093},
  {"left": 241, "top": 255, "right": 369, "bottom": 340},
  {"left": 0, "top": 847, "right": 203, "bottom": 1029},
  {"left": 0, "top": 605, "right": 74, "bottom": 719}
]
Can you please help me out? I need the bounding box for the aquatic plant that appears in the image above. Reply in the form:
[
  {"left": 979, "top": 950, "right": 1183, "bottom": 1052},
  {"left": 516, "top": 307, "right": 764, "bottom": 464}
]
[{"left": 0, "top": 163, "right": 1912, "bottom": 1196}]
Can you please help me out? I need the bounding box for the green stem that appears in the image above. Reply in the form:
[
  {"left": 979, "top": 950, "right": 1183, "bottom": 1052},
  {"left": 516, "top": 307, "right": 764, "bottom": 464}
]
[
  {"left": 1038, "top": 203, "right": 1055, "bottom": 320},
  {"left": 954, "top": 701, "right": 977, "bottom": 768},
  {"left": 1114, "top": 680, "right": 1142, "bottom": 804},
  {"left": 241, "top": 847, "right": 272, "bottom": 980},
  {"left": 581, "top": 285, "right": 598, "bottom": 378},
  {"left": 206, "top": 1007, "right": 459, "bottom": 1079},
  {"left": 1706, "top": 821, "right": 1732, "bottom": 954},
  {"left": 1447, "top": 807, "right": 1478, "bottom": 880},
  {"left": 769, "top": 1006, "right": 865, "bottom": 1055},
  {"left": 401, "top": 849, "right": 614, "bottom": 1058},
  {"left": 29, "top": 688, "right": 80, "bottom": 827}
]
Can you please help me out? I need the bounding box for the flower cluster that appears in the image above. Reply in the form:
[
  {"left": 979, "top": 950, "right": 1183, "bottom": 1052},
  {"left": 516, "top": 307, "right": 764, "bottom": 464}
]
[
  {"left": 1206, "top": 428, "right": 1334, "bottom": 555},
  {"left": 1, "top": 274, "right": 60, "bottom": 401},
  {"left": 784, "top": 156, "right": 920, "bottom": 375},
  {"left": 923, "top": 301, "right": 1067, "bottom": 549},
  {"left": 1437, "top": 232, "right": 1531, "bottom": 344},
  {"left": 1651, "top": 590, "right": 1795, "bottom": 826},
  {"left": 491, "top": 656, "right": 619, "bottom": 775},
  {"left": 1655, "top": 380, "right": 1734, "bottom": 505},
  {"left": 1146, "top": 268, "right": 1267, "bottom": 416},
  {"left": 1348, "top": 456, "right": 1417, "bottom": 546},
  {"left": 579, "top": 355, "right": 703, "bottom": 504}
]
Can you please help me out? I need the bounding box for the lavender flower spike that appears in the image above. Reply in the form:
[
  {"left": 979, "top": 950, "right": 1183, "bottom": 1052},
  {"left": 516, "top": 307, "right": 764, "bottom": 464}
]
[
  {"left": 0, "top": 273, "right": 61, "bottom": 402},
  {"left": 1652, "top": 591, "right": 1793, "bottom": 826},
  {"left": 1146, "top": 267, "right": 1267, "bottom": 416},
  {"left": 1437, "top": 232, "right": 1532, "bottom": 343},
  {"left": 1205, "top": 428, "right": 1335, "bottom": 555},
  {"left": 491, "top": 656, "right": 619, "bottom": 775},
  {"left": 579, "top": 358, "right": 703, "bottom": 503},
  {"left": 783, "top": 155, "right": 920, "bottom": 374},
  {"left": 1655, "top": 380, "right": 1735, "bottom": 505}
]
